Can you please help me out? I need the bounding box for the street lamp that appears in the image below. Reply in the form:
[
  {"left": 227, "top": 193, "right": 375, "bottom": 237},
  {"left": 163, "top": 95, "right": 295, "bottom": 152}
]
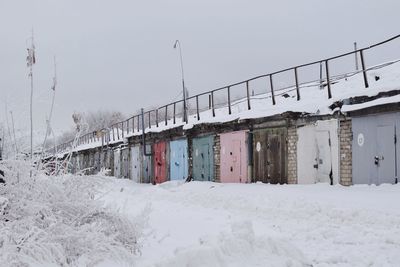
[{"left": 173, "top": 40, "right": 188, "bottom": 123}]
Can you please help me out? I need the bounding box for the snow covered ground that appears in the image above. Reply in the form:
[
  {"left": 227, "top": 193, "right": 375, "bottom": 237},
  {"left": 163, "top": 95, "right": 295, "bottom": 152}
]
[
  {"left": 98, "top": 178, "right": 400, "bottom": 267},
  {"left": 2, "top": 171, "right": 399, "bottom": 266}
]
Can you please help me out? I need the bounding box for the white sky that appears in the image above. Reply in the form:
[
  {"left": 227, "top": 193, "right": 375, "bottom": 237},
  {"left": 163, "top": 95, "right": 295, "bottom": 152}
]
[{"left": 0, "top": 0, "right": 399, "bottom": 141}]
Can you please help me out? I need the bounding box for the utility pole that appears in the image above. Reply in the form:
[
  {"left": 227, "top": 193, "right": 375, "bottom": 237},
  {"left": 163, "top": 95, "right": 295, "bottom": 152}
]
[
  {"left": 26, "top": 29, "right": 36, "bottom": 173},
  {"left": 173, "top": 40, "right": 188, "bottom": 123},
  {"left": 354, "top": 42, "right": 359, "bottom": 71}
]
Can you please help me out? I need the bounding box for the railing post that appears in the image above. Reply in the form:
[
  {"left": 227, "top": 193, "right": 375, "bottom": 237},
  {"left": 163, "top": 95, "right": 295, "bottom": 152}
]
[
  {"left": 137, "top": 116, "right": 140, "bottom": 133},
  {"left": 196, "top": 95, "right": 200, "bottom": 120},
  {"left": 211, "top": 91, "right": 215, "bottom": 117},
  {"left": 126, "top": 119, "right": 130, "bottom": 134},
  {"left": 360, "top": 49, "right": 369, "bottom": 88},
  {"left": 269, "top": 75, "right": 276, "bottom": 105},
  {"left": 148, "top": 111, "right": 151, "bottom": 129},
  {"left": 294, "top": 67, "right": 300, "bottom": 101},
  {"left": 156, "top": 109, "right": 159, "bottom": 128},
  {"left": 325, "top": 60, "right": 332, "bottom": 99},
  {"left": 173, "top": 103, "right": 176, "bottom": 124},
  {"left": 227, "top": 86, "right": 232, "bottom": 115},
  {"left": 121, "top": 122, "right": 125, "bottom": 138},
  {"left": 246, "top": 81, "right": 251, "bottom": 110},
  {"left": 165, "top": 105, "right": 168, "bottom": 125}
]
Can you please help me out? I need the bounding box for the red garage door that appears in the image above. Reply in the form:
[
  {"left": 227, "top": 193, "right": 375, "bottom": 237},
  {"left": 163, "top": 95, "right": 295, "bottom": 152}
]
[{"left": 153, "top": 141, "right": 168, "bottom": 184}]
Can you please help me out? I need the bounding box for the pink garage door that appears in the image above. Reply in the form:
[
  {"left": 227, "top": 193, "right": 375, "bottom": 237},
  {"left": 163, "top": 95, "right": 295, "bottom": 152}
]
[{"left": 220, "top": 131, "right": 248, "bottom": 183}]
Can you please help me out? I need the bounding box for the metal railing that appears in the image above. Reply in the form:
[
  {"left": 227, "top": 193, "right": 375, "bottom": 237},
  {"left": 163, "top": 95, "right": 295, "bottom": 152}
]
[{"left": 50, "top": 34, "right": 400, "bottom": 155}]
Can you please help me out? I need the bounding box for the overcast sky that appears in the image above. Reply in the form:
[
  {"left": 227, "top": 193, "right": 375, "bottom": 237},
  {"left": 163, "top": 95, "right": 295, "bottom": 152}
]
[{"left": 0, "top": 0, "right": 399, "bottom": 142}]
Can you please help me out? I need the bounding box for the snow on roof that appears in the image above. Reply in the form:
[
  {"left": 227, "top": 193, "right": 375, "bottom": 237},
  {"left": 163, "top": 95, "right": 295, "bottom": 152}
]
[{"left": 54, "top": 59, "right": 400, "bottom": 156}]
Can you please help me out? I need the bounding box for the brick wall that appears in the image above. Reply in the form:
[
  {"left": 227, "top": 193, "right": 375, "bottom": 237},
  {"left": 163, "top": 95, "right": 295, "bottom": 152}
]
[
  {"left": 214, "top": 135, "right": 221, "bottom": 183},
  {"left": 339, "top": 118, "right": 352, "bottom": 186},
  {"left": 287, "top": 126, "right": 298, "bottom": 184}
]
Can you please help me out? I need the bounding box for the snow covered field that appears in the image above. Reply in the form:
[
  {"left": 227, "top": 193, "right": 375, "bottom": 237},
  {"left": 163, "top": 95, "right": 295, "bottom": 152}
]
[
  {"left": 2, "top": 172, "right": 400, "bottom": 266},
  {"left": 99, "top": 178, "right": 400, "bottom": 267}
]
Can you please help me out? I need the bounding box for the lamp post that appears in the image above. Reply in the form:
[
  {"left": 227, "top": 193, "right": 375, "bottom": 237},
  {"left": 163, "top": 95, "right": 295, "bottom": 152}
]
[{"left": 173, "top": 40, "right": 188, "bottom": 123}]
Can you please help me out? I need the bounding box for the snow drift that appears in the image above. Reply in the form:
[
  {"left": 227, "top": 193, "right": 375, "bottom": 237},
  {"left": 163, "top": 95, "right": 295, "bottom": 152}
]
[{"left": 0, "top": 161, "right": 144, "bottom": 267}]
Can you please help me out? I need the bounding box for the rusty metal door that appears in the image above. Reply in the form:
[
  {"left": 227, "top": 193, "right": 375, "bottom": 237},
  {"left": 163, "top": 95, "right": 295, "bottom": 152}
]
[
  {"left": 153, "top": 141, "right": 167, "bottom": 183},
  {"left": 220, "top": 131, "right": 248, "bottom": 183},
  {"left": 143, "top": 144, "right": 152, "bottom": 183},
  {"left": 253, "top": 128, "right": 287, "bottom": 184},
  {"left": 192, "top": 135, "right": 214, "bottom": 181}
]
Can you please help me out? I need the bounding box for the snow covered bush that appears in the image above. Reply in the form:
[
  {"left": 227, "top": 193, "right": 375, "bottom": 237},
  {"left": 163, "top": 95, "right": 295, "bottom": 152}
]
[{"left": 0, "top": 160, "right": 143, "bottom": 266}]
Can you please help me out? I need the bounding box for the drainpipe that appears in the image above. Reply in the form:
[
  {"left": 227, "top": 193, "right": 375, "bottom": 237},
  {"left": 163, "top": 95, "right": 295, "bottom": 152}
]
[{"left": 141, "top": 108, "right": 153, "bottom": 184}]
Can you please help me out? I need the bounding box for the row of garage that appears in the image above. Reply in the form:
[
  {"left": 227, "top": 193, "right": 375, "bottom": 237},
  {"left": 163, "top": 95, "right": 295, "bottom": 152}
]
[
  {"left": 67, "top": 110, "right": 399, "bottom": 185},
  {"left": 69, "top": 120, "right": 333, "bottom": 184}
]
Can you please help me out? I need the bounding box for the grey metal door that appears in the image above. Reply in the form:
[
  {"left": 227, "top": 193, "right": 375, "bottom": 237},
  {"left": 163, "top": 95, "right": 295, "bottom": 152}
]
[
  {"left": 352, "top": 113, "right": 398, "bottom": 185},
  {"left": 376, "top": 125, "right": 395, "bottom": 184},
  {"left": 130, "top": 146, "right": 141, "bottom": 182}
]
